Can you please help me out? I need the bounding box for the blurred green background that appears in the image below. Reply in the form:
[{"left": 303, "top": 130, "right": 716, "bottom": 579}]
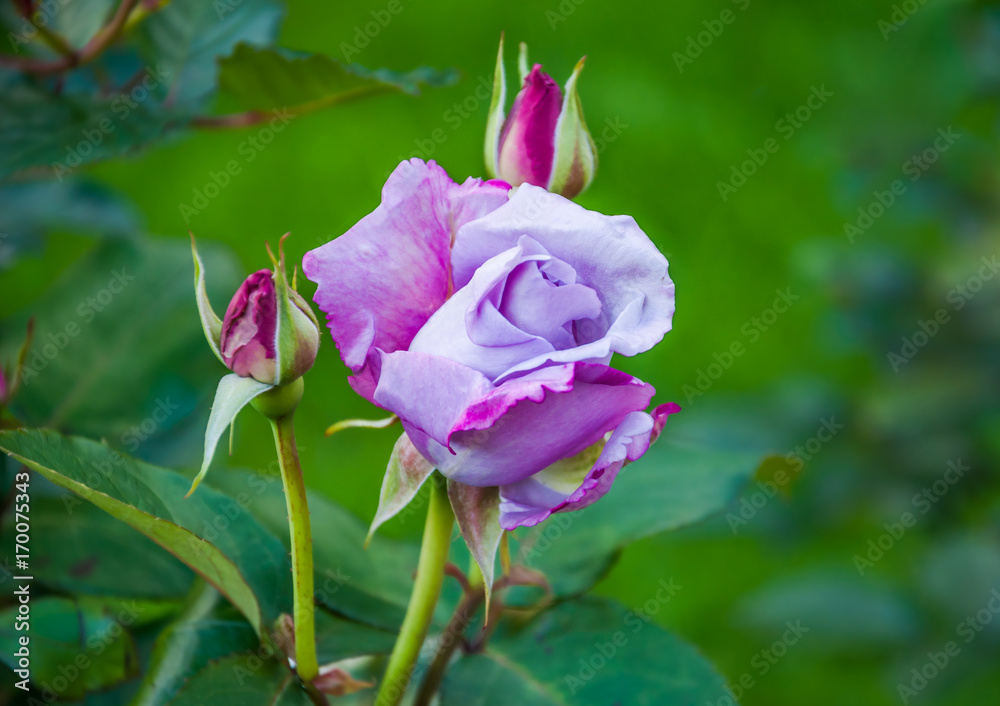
[{"left": 3, "top": 0, "right": 1000, "bottom": 703}]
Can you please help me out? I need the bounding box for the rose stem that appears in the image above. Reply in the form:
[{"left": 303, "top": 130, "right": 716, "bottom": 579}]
[
  {"left": 414, "top": 587, "right": 483, "bottom": 704},
  {"left": 270, "top": 410, "right": 319, "bottom": 683},
  {"left": 375, "top": 472, "right": 455, "bottom": 706}
]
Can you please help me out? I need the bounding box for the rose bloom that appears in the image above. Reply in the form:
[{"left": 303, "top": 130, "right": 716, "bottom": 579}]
[{"left": 303, "top": 159, "right": 676, "bottom": 529}]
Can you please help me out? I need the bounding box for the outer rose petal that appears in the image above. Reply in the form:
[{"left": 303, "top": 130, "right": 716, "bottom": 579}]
[
  {"left": 302, "top": 159, "right": 509, "bottom": 401},
  {"left": 498, "top": 402, "right": 680, "bottom": 529},
  {"left": 451, "top": 184, "right": 674, "bottom": 379},
  {"left": 372, "top": 356, "right": 655, "bottom": 487}
]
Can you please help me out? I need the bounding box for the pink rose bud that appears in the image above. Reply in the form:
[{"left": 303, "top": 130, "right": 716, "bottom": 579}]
[
  {"left": 192, "top": 235, "right": 320, "bottom": 387},
  {"left": 220, "top": 270, "right": 279, "bottom": 383},
  {"left": 485, "top": 37, "right": 597, "bottom": 199}
]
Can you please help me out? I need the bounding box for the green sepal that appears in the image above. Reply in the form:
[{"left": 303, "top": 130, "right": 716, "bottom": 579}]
[
  {"left": 484, "top": 34, "right": 507, "bottom": 179},
  {"left": 517, "top": 41, "right": 529, "bottom": 84},
  {"left": 448, "top": 480, "right": 503, "bottom": 613},
  {"left": 190, "top": 234, "right": 225, "bottom": 364},
  {"left": 268, "top": 234, "right": 320, "bottom": 385},
  {"left": 548, "top": 57, "right": 598, "bottom": 199},
  {"left": 366, "top": 432, "right": 435, "bottom": 545}
]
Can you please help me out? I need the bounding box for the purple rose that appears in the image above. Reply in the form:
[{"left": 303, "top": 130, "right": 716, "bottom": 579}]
[{"left": 303, "top": 159, "right": 676, "bottom": 529}]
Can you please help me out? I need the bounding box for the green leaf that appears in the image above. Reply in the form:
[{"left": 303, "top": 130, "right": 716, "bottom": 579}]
[
  {"left": 137, "top": 0, "right": 284, "bottom": 108},
  {"left": 511, "top": 414, "right": 765, "bottom": 597},
  {"left": 0, "top": 235, "right": 241, "bottom": 468},
  {"left": 216, "top": 44, "right": 459, "bottom": 113},
  {"left": 0, "top": 597, "right": 139, "bottom": 699},
  {"left": 0, "top": 178, "right": 140, "bottom": 269},
  {"left": 134, "top": 583, "right": 260, "bottom": 706},
  {"left": 167, "top": 655, "right": 311, "bottom": 706},
  {"left": 918, "top": 531, "right": 1000, "bottom": 634},
  {"left": 2, "top": 497, "right": 193, "bottom": 599},
  {"left": 0, "top": 71, "right": 174, "bottom": 180},
  {"left": 314, "top": 610, "right": 396, "bottom": 663},
  {"left": 733, "top": 570, "right": 921, "bottom": 648},
  {"left": 440, "top": 598, "right": 731, "bottom": 705},
  {"left": 0, "top": 429, "right": 292, "bottom": 635},
  {"left": 207, "top": 469, "right": 422, "bottom": 631},
  {"left": 137, "top": 618, "right": 259, "bottom": 706},
  {"left": 42, "top": 0, "right": 118, "bottom": 48}
]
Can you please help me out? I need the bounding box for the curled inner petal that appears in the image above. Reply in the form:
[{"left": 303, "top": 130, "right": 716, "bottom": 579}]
[{"left": 220, "top": 269, "right": 277, "bottom": 382}]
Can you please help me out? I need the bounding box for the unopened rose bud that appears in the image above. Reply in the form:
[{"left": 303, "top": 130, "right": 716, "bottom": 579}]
[
  {"left": 188, "top": 234, "right": 322, "bottom": 496},
  {"left": 485, "top": 37, "right": 597, "bottom": 199},
  {"left": 192, "top": 234, "right": 320, "bottom": 387}
]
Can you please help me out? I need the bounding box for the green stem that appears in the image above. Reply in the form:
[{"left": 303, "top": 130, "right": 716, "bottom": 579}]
[
  {"left": 270, "top": 412, "right": 319, "bottom": 683},
  {"left": 375, "top": 472, "right": 455, "bottom": 706},
  {"left": 413, "top": 589, "right": 483, "bottom": 706}
]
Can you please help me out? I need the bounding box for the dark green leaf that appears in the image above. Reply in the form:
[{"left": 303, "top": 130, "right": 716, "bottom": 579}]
[
  {"left": 0, "top": 429, "right": 292, "bottom": 635},
  {"left": 918, "top": 531, "right": 1000, "bottom": 635},
  {"left": 207, "top": 470, "right": 423, "bottom": 631},
  {"left": 167, "top": 655, "right": 310, "bottom": 706},
  {"left": 0, "top": 597, "right": 139, "bottom": 699},
  {"left": 216, "top": 44, "right": 459, "bottom": 112},
  {"left": 0, "top": 235, "right": 241, "bottom": 468},
  {"left": 3, "top": 497, "right": 193, "bottom": 599},
  {"left": 0, "top": 71, "right": 175, "bottom": 180},
  {"left": 315, "top": 610, "right": 396, "bottom": 663},
  {"left": 42, "top": 0, "right": 117, "bottom": 48},
  {"left": 137, "top": 0, "right": 283, "bottom": 108},
  {"left": 733, "top": 570, "right": 921, "bottom": 648},
  {"left": 440, "top": 598, "right": 731, "bottom": 705},
  {"left": 135, "top": 583, "right": 260, "bottom": 706},
  {"left": 0, "top": 178, "right": 140, "bottom": 269}
]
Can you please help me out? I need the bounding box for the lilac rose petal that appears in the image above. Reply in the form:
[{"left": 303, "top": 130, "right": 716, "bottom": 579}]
[
  {"left": 374, "top": 356, "right": 655, "bottom": 487},
  {"left": 498, "top": 402, "right": 681, "bottom": 529},
  {"left": 302, "top": 159, "right": 509, "bottom": 401},
  {"left": 451, "top": 184, "right": 674, "bottom": 380}
]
